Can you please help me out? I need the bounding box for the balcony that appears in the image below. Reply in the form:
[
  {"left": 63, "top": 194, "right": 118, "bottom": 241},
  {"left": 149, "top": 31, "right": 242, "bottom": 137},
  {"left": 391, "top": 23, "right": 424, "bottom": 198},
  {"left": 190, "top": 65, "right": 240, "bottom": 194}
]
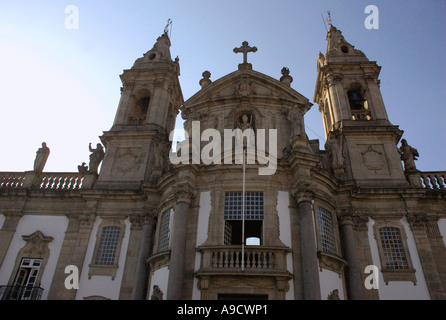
[
  {"left": 196, "top": 245, "right": 291, "bottom": 275},
  {"left": 0, "top": 285, "right": 44, "bottom": 300},
  {"left": 195, "top": 246, "right": 292, "bottom": 299}
]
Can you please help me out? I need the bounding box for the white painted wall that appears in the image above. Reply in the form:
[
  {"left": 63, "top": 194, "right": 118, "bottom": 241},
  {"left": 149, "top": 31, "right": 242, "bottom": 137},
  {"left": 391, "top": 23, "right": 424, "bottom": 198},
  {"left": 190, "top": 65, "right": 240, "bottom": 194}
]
[
  {"left": 319, "top": 269, "right": 345, "bottom": 300},
  {"left": 75, "top": 217, "right": 130, "bottom": 300},
  {"left": 0, "top": 215, "right": 68, "bottom": 300},
  {"left": 148, "top": 266, "right": 169, "bottom": 300},
  {"left": 196, "top": 191, "right": 211, "bottom": 247},
  {"left": 192, "top": 191, "right": 211, "bottom": 300},
  {"left": 277, "top": 191, "right": 294, "bottom": 300},
  {"left": 367, "top": 217, "right": 431, "bottom": 300}
]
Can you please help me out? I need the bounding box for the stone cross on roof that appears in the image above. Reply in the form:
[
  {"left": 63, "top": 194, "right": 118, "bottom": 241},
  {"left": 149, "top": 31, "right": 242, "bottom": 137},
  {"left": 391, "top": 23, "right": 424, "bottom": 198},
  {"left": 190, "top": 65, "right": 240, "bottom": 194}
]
[{"left": 233, "top": 41, "right": 257, "bottom": 64}]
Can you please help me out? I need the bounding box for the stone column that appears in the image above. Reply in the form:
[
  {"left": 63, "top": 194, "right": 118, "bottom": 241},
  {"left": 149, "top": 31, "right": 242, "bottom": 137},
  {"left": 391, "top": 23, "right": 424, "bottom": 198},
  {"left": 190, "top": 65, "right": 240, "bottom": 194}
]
[
  {"left": 119, "top": 212, "right": 155, "bottom": 300},
  {"left": 0, "top": 212, "right": 22, "bottom": 268},
  {"left": 166, "top": 184, "right": 194, "bottom": 300},
  {"left": 47, "top": 213, "right": 96, "bottom": 300},
  {"left": 295, "top": 190, "right": 321, "bottom": 300},
  {"left": 131, "top": 212, "right": 156, "bottom": 300},
  {"left": 339, "top": 209, "right": 364, "bottom": 300},
  {"left": 289, "top": 196, "right": 304, "bottom": 300}
]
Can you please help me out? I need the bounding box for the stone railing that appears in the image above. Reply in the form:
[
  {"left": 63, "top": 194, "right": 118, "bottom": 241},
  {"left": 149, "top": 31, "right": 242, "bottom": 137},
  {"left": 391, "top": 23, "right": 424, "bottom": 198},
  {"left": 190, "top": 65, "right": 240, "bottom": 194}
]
[
  {"left": 351, "top": 109, "right": 371, "bottom": 121},
  {"left": 0, "top": 172, "right": 26, "bottom": 189},
  {"left": 197, "top": 245, "right": 290, "bottom": 273},
  {"left": 420, "top": 172, "right": 446, "bottom": 190},
  {"left": 0, "top": 171, "right": 97, "bottom": 191}
]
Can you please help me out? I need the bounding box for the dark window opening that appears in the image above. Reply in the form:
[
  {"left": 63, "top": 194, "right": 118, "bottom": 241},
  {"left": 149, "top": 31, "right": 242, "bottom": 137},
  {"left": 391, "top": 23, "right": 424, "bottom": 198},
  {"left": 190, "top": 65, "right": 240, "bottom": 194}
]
[{"left": 225, "top": 220, "right": 263, "bottom": 245}]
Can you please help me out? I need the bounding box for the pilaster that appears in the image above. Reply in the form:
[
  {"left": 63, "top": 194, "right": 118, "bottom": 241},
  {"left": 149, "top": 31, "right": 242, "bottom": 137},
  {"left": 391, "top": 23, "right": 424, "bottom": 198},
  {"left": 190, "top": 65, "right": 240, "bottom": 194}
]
[{"left": 47, "top": 212, "right": 96, "bottom": 300}]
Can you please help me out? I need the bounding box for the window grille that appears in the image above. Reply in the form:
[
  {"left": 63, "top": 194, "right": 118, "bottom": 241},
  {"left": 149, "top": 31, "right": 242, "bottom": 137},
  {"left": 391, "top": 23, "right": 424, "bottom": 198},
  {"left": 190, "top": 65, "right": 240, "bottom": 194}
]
[
  {"left": 95, "top": 226, "right": 121, "bottom": 265},
  {"left": 224, "top": 191, "right": 264, "bottom": 220},
  {"left": 158, "top": 208, "right": 173, "bottom": 252},
  {"left": 317, "top": 207, "right": 337, "bottom": 254},
  {"left": 379, "top": 227, "right": 409, "bottom": 270}
]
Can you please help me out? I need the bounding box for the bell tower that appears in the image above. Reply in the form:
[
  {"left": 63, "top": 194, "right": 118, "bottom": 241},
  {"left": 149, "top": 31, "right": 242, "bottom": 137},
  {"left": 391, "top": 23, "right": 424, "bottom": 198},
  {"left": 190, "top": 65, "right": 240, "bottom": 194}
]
[
  {"left": 314, "top": 26, "right": 408, "bottom": 187},
  {"left": 95, "top": 31, "right": 183, "bottom": 189}
]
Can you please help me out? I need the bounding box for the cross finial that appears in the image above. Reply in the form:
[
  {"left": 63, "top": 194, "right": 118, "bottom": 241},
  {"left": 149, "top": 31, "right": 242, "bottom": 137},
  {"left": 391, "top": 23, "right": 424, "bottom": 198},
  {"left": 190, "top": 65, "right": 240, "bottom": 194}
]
[{"left": 233, "top": 41, "right": 257, "bottom": 65}]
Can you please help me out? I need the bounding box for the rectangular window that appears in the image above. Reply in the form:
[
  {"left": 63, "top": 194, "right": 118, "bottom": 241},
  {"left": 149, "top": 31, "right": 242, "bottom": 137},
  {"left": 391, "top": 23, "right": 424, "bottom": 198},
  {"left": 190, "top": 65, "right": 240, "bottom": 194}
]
[
  {"left": 224, "top": 192, "right": 264, "bottom": 245},
  {"left": 317, "top": 207, "right": 337, "bottom": 254},
  {"left": 158, "top": 208, "right": 173, "bottom": 252},
  {"left": 10, "top": 258, "right": 42, "bottom": 300},
  {"left": 95, "top": 226, "right": 121, "bottom": 265},
  {"left": 379, "top": 227, "right": 409, "bottom": 270}
]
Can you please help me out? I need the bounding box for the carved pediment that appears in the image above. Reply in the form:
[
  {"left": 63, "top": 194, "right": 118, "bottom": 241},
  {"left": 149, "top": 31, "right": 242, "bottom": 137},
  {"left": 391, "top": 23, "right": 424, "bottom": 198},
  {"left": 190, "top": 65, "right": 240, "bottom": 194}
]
[{"left": 183, "top": 69, "right": 312, "bottom": 109}]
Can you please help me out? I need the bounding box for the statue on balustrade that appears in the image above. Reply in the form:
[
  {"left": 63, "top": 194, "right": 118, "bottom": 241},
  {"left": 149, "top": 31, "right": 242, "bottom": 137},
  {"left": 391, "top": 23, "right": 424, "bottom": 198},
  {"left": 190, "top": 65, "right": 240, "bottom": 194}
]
[
  {"left": 398, "top": 139, "right": 419, "bottom": 172},
  {"left": 88, "top": 143, "right": 105, "bottom": 174},
  {"left": 33, "top": 142, "right": 50, "bottom": 172},
  {"left": 77, "top": 162, "right": 88, "bottom": 173}
]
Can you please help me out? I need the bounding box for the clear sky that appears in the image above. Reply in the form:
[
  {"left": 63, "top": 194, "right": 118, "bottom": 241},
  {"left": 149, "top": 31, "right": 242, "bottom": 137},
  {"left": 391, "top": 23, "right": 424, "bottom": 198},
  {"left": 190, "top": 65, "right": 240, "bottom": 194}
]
[{"left": 0, "top": 1, "right": 444, "bottom": 173}]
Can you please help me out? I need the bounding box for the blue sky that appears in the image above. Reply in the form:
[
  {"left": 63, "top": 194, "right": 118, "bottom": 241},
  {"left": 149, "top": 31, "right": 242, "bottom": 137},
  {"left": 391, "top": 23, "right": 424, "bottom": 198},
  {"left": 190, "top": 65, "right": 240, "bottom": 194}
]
[{"left": 0, "top": 1, "right": 444, "bottom": 172}]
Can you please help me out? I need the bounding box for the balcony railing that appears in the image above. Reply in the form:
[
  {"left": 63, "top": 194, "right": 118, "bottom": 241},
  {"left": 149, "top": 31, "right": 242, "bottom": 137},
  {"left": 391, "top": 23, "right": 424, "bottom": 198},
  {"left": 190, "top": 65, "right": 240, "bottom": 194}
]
[
  {"left": 420, "top": 172, "right": 446, "bottom": 190},
  {"left": 197, "top": 245, "right": 291, "bottom": 274},
  {"left": 0, "top": 285, "right": 43, "bottom": 300}
]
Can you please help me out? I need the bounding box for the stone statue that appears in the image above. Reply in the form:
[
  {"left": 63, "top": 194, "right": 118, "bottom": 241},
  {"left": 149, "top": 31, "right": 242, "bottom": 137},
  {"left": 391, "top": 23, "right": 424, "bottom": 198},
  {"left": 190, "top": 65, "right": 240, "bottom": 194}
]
[
  {"left": 33, "top": 142, "right": 50, "bottom": 172},
  {"left": 398, "top": 139, "right": 419, "bottom": 171},
  {"left": 287, "top": 106, "right": 304, "bottom": 139},
  {"left": 88, "top": 143, "right": 105, "bottom": 174},
  {"left": 150, "top": 285, "right": 163, "bottom": 300},
  {"left": 325, "top": 133, "right": 344, "bottom": 168},
  {"left": 236, "top": 113, "right": 255, "bottom": 147},
  {"left": 327, "top": 289, "right": 341, "bottom": 300},
  {"left": 77, "top": 162, "right": 88, "bottom": 173},
  {"left": 153, "top": 141, "right": 170, "bottom": 168}
]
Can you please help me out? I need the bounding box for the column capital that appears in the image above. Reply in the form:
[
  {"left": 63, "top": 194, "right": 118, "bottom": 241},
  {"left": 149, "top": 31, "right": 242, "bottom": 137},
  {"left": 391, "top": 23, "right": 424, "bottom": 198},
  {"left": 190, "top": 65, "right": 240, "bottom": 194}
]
[
  {"left": 172, "top": 182, "right": 196, "bottom": 204},
  {"left": 407, "top": 213, "right": 428, "bottom": 232},
  {"left": 291, "top": 181, "right": 316, "bottom": 204}
]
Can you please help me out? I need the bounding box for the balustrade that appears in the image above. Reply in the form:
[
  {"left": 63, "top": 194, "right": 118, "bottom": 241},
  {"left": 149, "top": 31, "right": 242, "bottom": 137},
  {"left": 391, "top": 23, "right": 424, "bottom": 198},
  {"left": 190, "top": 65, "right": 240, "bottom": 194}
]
[
  {"left": 420, "top": 172, "right": 446, "bottom": 190},
  {"left": 0, "top": 172, "right": 94, "bottom": 190},
  {"left": 198, "top": 246, "right": 289, "bottom": 272},
  {"left": 0, "top": 172, "right": 25, "bottom": 189}
]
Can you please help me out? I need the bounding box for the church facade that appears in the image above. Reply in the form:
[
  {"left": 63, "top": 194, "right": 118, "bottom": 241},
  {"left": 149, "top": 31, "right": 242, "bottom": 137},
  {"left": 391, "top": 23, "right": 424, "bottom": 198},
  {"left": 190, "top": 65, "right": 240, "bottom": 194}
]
[{"left": 0, "top": 26, "right": 445, "bottom": 300}]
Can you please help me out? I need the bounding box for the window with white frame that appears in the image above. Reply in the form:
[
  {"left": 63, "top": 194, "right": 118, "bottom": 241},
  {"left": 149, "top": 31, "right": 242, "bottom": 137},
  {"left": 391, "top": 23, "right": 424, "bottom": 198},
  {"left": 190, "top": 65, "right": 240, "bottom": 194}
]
[
  {"left": 378, "top": 227, "right": 409, "bottom": 270},
  {"left": 317, "top": 207, "right": 337, "bottom": 255},
  {"left": 95, "top": 226, "right": 121, "bottom": 266},
  {"left": 158, "top": 208, "right": 173, "bottom": 252},
  {"left": 224, "top": 191, "right": 264, "bottom": 245}
]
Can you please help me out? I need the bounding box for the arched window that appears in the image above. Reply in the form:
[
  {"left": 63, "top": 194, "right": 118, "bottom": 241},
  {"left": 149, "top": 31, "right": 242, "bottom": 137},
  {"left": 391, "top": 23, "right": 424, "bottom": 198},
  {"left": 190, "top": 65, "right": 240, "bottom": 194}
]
[
  {"left": 128, "top": 89, "right": 151, "bottom": 124},
  {"left": 347, "top": 83, "right": 372, "bottom": 121}
]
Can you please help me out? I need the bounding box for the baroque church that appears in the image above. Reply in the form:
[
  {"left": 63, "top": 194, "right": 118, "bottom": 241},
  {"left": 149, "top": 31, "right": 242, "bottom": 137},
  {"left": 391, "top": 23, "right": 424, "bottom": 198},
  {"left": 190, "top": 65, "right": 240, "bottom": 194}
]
[{"left": 0, "top": 25, "right": 445, "bottom": 300}]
